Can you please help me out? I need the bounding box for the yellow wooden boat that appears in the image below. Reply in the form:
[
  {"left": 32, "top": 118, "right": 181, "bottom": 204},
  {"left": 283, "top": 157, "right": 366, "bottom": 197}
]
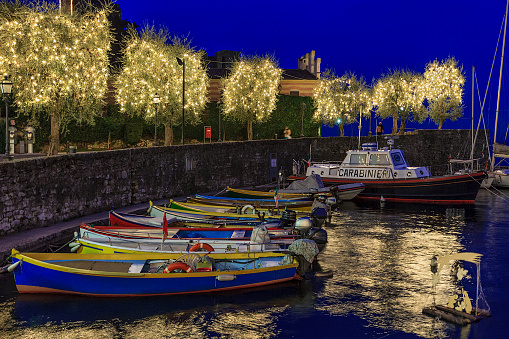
[{"left": 169, "top": 199, "right": 311, "bottom": 214}]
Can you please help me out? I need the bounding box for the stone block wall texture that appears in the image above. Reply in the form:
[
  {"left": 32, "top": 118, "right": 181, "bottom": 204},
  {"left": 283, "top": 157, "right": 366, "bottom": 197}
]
[{"left": 0, "top": 129, "right": 488, "bottom": 236}]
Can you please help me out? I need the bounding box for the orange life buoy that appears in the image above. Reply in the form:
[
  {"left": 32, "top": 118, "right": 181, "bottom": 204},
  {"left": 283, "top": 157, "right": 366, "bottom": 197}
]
[
  {"left": 163, "top": 262, "right": 193, "bottom": 273},
  {"left": 189, "top": 243, "right": 214, "bottom": 252}
]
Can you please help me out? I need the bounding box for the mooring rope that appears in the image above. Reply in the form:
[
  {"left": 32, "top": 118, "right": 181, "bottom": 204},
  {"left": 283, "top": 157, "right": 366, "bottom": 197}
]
[
  {"left": 467, "top": 172, "right": 509, "bottom": 202},
  {"left": 213, "top": 188, "right": 227, "bottom": 196}
]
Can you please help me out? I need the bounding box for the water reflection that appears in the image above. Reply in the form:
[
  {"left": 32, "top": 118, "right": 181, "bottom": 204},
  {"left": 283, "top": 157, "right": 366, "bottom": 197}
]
[
  {"left": 4, "top": 281, "right": 312, "bottom": 339},
  {"left": 0, "top": 189, "right": 507, "bottom": 338},
  {"left": 315, "top": 200, "right": 479, "bottom": 338}
]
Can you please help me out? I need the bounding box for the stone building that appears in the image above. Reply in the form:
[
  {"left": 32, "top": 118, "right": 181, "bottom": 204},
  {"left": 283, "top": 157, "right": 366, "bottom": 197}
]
[
  {"left": 206, "top": 50, "right": 320, "bottom": 102},
  {"left": 298, "top": 50, "right": 321, "bottom": 79}
]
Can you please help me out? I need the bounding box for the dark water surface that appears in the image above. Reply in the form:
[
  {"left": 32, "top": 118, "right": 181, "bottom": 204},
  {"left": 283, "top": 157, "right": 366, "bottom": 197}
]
[{"left": 0, "top": 189, "right": 508, "bottom": 338}]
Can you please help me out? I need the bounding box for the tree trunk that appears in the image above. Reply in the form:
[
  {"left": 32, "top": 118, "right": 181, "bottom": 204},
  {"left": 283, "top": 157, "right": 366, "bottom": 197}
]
[
  {"left": 392, "top": 114, "right": 398, "bottom": 135},
  {"left": 340, "top": 123, "right": 345, "bottom": 137},
  {"left": 399, "top": 119, "right": 406, "bottom": 135},
  {"left": 164, "top": 122, "right": 173, "bottom": 146},
  {"left": 247, "top": 116, "right": 253, "bottom": 140},
  {"left": 437, "top": 103, "right": 444, "bottom": 130},
  {"left": 48, "top": 106, "right": 60, "bottom": 156}
]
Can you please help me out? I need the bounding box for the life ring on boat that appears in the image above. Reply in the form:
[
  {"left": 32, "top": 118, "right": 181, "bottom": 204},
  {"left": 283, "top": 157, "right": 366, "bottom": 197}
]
[
  {"left": 163, "top": 262, "right": 193, "bottom": 273},
  {"left": 241, "top": 204, "right": 256, "bottom": 214},
  {"left": 189, "top": 243, "right": 215, "bottom": 252}
]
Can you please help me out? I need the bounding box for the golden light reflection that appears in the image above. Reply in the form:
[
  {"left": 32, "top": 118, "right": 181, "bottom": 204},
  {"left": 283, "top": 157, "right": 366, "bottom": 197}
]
[{"left": 315, "top": 210, "right": 466, "bottom": 338}]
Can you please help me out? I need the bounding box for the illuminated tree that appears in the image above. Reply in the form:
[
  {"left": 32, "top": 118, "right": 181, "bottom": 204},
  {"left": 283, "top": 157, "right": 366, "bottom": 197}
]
[
  {"left": 372, "top": 69, "right": 425, "bottom": 135},
  {"left": 313, "top": 70, "right": 370, "bottom": 136},
  {"left": 221, "top": 55, "right": 282, "bottom": 140},
  {"left": 0, "top": 1, "right": 112, "bottom": 155},
  {"left": 115, "top": 26, "right": 208, "bottom": 145},
  {"left": 423, "top": 57, "right": 465, "bottom": 129}
]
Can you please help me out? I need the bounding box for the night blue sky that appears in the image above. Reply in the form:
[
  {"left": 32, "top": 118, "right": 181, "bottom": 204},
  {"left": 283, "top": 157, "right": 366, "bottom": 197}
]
[{"left": 119, "top": 0, "right": 509, "bottom": 140}]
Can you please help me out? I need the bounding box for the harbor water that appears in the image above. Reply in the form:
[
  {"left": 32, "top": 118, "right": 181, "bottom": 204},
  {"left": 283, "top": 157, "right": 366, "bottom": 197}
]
[{"left": 0, "top": 189, "right": 507, "bottom": 338}]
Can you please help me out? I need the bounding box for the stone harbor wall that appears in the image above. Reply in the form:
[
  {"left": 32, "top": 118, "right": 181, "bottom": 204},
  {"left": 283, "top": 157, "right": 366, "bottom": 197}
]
[{"left": 0, "top": 129, "right": 488, "bottom": 236}]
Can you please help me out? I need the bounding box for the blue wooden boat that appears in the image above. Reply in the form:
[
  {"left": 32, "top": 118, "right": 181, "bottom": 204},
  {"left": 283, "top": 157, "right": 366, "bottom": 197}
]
[{"left": 9, "top": 249, "right": 299, "bottom": 296}]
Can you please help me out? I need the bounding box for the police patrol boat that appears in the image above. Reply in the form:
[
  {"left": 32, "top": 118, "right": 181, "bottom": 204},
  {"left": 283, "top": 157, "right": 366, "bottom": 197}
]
[{"left": 289, "top": 141, "right": 486, "bottom": 205}]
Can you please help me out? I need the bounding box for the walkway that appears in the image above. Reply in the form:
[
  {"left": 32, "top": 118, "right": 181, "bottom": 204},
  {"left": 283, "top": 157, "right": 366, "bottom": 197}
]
[{"left": 0, "top": 198, "right": 172, "bottom": 263}]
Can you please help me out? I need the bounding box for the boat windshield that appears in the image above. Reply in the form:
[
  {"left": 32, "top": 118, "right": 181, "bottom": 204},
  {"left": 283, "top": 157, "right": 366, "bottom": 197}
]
[
  {"left": 391, "top": 152, "right": 407, "bottom": 166},
  {"left": 369, "top": 153, "right": 390, "bottom": 165},
  {"left": 349, "top": 154, "right": 367, "bottom": 165}
]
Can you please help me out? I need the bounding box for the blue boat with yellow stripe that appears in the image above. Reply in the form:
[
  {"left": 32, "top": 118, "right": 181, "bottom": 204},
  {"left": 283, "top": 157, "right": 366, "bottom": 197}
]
[{"left": 9, "top": 249, "right": 301, "bottom": 297}]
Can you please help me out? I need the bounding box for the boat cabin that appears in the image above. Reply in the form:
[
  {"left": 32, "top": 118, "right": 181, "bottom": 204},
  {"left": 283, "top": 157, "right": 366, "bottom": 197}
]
[{"left": 306, "top": 143, "right": 431, "bottom": 180}]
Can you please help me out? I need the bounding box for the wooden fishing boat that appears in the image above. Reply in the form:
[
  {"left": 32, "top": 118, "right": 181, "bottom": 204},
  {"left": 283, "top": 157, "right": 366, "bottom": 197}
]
[
  {"left": 226, "top": 179, "right": 365, "bottom": 202},
  {"left": 226, "top": 186, "right": 321, "bottom": 200},
  {"left": 188, "top": 194, "right": 314, "bottom": 209},
  {"left": 75, "top": 225, "right": 295, "bottom": 254},
  {"left": 225, "top": 187, "right": 316, "bottom": 200},
  {"left": 80, "top": 223, "right": 295, "bottom": 244},
  {"left": 9, "top": 249, "right": 300, "bottom": 296},
  {"left": 421, "top": 252, "right": 491, "bottom": 325},
  {"left": 78, "top": 223, "right": 297, "bottom": 253},
  {"left": 109, "top": 210, "right": 282, "bottom": 229},
  {"left": 168, "top": 199, "right": 310, "bottom": 215},
  {"left": 289, "top": 142, "right": 486, "bottom": 205},
  {"left": 147, "top": 202, "right": 282, "bottom": 222}
]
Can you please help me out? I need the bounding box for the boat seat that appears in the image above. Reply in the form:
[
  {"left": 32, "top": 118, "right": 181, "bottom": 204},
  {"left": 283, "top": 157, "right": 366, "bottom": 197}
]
[
  {"left": 231, "top": 230, "right": 246, "bottom": 238},
  {"left": 128, "top": 263, "right": 145, "bottom": 273}
]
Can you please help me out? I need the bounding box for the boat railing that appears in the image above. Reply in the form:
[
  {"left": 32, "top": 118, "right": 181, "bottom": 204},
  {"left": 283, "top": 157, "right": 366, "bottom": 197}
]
[
  {"left": 449, "top": 158, "right": 484, "bottom": 174},
  {"left": 292, "top": 159, "right": 309, "bottom": 175}
]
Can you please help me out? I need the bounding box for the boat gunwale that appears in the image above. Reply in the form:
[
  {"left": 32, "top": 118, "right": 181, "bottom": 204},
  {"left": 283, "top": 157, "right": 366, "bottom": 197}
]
[{"left": 11, "top": 250, "right": 297, "bottom": 279}]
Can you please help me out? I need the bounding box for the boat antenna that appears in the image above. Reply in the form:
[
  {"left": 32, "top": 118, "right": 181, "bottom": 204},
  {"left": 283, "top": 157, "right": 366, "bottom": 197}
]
[
  {"left": 492, "top": 0, "right": 509, "bottom": 172},
  {"left": 358, "top": 106, "right": 362, "bottom": 150},
  {"left": 470, "top": 65, "right": 474, "bottom": 170}
]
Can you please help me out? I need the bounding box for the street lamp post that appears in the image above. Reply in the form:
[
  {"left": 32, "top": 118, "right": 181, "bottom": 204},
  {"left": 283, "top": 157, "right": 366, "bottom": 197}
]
[
  {"left": 368, "top": 107, "right": 372, "bottom": 136},
  {"left": 176, "top": 57, "right": 185, "bottom": 145},
  {"left": 153, "top": 93, "right": 160, "bottom": 146},
  {"left": 217, "top": 98, "right": 222, "bottom": 142},
  {"left": 300, "top": 102, "right": 306, "bottom": 137},
  {"left": 1, "top": 75, "right": 13, "bottom": 161}
]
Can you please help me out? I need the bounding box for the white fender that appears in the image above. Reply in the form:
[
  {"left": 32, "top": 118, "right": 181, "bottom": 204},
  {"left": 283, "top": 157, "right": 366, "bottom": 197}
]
[
  {"left": 70, "top": 244, "right": 81, "bottom": 252},
  {"left": 7, "top": 261, "right": 20, "bottom": 272},
  {"left": 216, "top": 274, "right": 236, "bottom": 281}
]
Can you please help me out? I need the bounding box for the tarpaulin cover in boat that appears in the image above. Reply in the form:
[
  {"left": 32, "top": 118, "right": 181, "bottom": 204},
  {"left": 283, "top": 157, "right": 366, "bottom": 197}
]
[{"left": 280, "top": 174, "right": 328, "bottom": 193}]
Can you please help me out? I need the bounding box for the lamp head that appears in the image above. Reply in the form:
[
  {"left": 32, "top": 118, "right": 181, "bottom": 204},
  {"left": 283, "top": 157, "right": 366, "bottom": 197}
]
[
  {"left": 153, "top": 93, "right": 161, "bottom": 104},
  {"left": 0, "top": 75, "right": 13, "bottom": 94}
]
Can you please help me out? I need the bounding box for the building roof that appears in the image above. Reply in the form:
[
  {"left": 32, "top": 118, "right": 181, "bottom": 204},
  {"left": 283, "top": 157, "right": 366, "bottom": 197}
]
[
  {"left": 206, "top": 68, "right": 317, "bottom": 80},
  {"left": 207, "top": 68, "right": 230, "bottom": 79},
  {"left": 281, "top": 69, "right": 317, "bottom": 80}
]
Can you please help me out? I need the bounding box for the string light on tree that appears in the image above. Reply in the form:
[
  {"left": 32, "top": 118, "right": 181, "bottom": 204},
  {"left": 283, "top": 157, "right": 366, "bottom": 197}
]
[
  {"left": 0, "top": 1, "right": 113, "bottom": 155},
  {"left": 221, "top": 55, "right": 282, "bottom": 140},
  {"left": 313, "top": 70, "right": 370, "bottom": 137},
  {"left": 115, "top": 26, "right": 209, "bottom": 145},
  {"left": 423, "top": 57, "right": 465, "bottom": 129},
  {"left": 372, "top": 69, "right": 426, "bottom": 135}
]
